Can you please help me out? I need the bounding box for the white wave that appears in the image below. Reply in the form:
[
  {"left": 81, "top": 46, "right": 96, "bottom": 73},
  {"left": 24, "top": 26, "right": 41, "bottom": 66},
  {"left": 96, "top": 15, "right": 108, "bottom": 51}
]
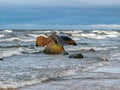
[
  {"left": 72, "top": 37, "right": 80, "bottom": 40},
  {"left": 20, "top": 38, "right": 35, "bottom": 42},
  {"left": 0, "top": 84, "right": 17, "bottom": 90},
  {"left": 0, "top": 37, "right": 20, "bottom": 42},
  {"left": 21, "top": 47, "right": 44, "bottom": 53},
  {"left": 85, "top": 24, "right": 120, "bottom": 29},
  {"left": 3, "top": 29, "right": 13, "bottom": 33},
  {"left": 92, "top": 66, "right": 120, "bottom": 74},
  {"left": 92, "top": 30, "right": 120, "bottom": 35},
  {"left": 66, "top": 30, "right": 119, "bottom": 39},
  {"left": 0, "top": 76, "right": 48, "bottom": 89},
  {"left": 65, "top": 46, "right": 108, "bottom": 51},
  {"left": 77, "top": 33, "right": 106, "bottom": 39},
  {"left": 27, "top": 34, "right": 48, "bottom": 38},
  {"left": 72, "top": 33, "right": 81, "bottom": 37},
  {"left": 0, "top": 34, "right": 4, "bottom": 38},
  {"left": 0, "top": 48, "right": 24, "bottom": 58},
  {"left": 58, "top": 69, "right": 76, "bottom": 77},
  {"left": 81, "top": 61, "right": 107, "bottom": 72}
]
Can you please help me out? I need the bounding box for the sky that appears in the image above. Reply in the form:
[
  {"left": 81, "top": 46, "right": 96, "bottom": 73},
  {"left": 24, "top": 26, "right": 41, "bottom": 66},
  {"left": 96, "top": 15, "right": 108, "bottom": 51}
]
[{"left": 0, "top": 0, "right": 120, "bottom": 29}]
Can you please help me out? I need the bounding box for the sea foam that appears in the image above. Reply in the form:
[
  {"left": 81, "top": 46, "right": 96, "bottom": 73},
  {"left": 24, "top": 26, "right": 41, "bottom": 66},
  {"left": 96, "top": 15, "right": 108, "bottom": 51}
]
[
  {"left": 3, "top": 29, "right": 13, "bottom": 33},
  {"left": 0, "top": 34, "right": 4, "bottom": 38},
  {"left": 0, "top": 48, "right": 24, "bottom": 58}
]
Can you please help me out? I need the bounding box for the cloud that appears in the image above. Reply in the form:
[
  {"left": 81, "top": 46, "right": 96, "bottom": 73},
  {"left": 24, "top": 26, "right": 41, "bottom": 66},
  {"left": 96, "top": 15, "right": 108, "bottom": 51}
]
[{"left": 0, "top": 0, "right": 120, "bottom": 8}]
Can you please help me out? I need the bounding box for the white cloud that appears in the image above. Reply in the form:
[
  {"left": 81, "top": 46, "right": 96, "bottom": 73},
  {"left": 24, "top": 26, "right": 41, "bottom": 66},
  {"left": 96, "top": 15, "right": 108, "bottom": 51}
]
[{"left": 0, "top": 0, "right": 120, "bottom": 7}]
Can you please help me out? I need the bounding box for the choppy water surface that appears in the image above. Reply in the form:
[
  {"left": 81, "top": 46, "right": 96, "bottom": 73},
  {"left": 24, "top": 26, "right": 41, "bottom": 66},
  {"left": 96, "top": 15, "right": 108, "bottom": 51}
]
[{"left": 0, "top": 29, "right": 120, "bottom": 89}]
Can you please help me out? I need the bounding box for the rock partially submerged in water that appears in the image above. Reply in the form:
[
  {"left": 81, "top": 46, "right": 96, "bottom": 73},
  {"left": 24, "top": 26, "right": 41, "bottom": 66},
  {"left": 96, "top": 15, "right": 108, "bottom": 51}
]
[
  {"left": 62, "top": 51, "right": 69, "bottom": 55},
  {"left": 36, "top": 32, "right": 77, "bottom": 54},
  {"left": 43, "top": 43, "right": 64, "bottom": 54},
  {"left": 0, "top": 58, "right": 4, "bottom": 61},
  {"left": 49, "top": 32, "right": 77, "bottom": 46},
  {"left": 36, "top": 36, "right": 55, "bottom": 47},
  {"left": 36, "top": 32, "right": 77, "bottom": 47},
  {"left": 89, "top": 48, "right": 96, "bottom": 52},
  {"left": 69, "top": 53, "right": 84, "bottom": 59},
  {"left": 59, "top": 36, "right": 77, "bottom": 45}
]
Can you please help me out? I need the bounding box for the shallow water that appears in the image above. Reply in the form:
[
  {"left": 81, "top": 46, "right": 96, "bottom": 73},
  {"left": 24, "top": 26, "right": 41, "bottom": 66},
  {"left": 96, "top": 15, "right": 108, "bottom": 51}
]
[{"left": 0, "top": 29, "right": 120, "bottom": 89}]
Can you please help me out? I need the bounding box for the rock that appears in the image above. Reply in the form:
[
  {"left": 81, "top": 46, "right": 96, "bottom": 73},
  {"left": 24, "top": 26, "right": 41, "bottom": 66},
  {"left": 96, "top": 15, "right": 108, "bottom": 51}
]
[
  {"left": 49, "top": 32, "right": 77, "bottom": 45},
  {"left": 89, "top": 48, "right": 96, "bottom": 52},
  {"left": 36, "top": 36, "right": 55, "bottom": 47},
  {"left": 69, "top": 53, "right": 84, "bottom": 58},
  {"left": 62, "top": 51, "right": 69, "bottom": 55},
  {"left": 0, "top": 58, "right": 4, "bottom": 61},
  {"left": 43, "top": 43, "right": 64, "bottom": 54},
  {"left": 60, "top": 36, "right": 77, "bottom": 45}
]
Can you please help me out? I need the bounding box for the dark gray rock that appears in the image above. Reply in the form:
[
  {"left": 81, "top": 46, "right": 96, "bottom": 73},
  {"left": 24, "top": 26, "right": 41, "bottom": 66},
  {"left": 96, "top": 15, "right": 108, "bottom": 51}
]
[
  {"left": 0, "top": 58, "right": 4, "bottom": 61},
  {"left": 62, "top": 51, "right": 69, "bottom": 55},
  {"left": 69, "top": 53, "right": 84, "bottom": 58},
  {"left": 89, "top": 48, "right": 96, "bottom": 52}
]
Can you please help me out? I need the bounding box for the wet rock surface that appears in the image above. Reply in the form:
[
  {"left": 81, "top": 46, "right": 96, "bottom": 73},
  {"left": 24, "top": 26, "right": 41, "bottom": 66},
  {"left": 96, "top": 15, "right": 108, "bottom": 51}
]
[
  {"left": 68, "top": 53, "right": 84, "bottom": 58},
  {"left": 43, "top": 43, "right": 64, "bottom": 54}
]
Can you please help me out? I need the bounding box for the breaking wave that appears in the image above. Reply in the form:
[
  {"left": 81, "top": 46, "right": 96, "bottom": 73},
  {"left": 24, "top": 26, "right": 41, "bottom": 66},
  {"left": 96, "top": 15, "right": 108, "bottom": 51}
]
[
  {"left": 0, "top": 34, "right": 4, "bottom": 38},
  {"left": 0, "top": 29, "right": 119, "bottom": 89},
  {"left": 1, "top": 24, "right": 120, "bottom": 30},
  {"left": 0, "top": 48, "right": 24, "bottom": 58},
  {"left": 3, "top": 29, "right": 13, "bottom": 33}
]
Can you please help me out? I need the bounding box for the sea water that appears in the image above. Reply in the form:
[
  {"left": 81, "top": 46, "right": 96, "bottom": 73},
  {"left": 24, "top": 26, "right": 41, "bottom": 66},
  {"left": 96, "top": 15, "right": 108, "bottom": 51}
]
[{"left": 0, "top": 29, "right": 120, "bottom": 89}]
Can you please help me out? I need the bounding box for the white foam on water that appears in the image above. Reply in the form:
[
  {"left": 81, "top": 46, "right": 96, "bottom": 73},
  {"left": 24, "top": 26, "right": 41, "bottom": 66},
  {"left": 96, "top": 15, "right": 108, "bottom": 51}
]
[
  {"left": 79, "top": 33, "right": 108, "bottom": 39},
  {"left": 64, "top": 46, "right": 80, "bottom": 51},
  {"left": 27, "top": 34, "right": 48, "bottom": 38},
  {"left": 92, "top": 30, "right": 120, "bottom": 37},
  {"left": 0, "top": 30, "right": 119, "bottom": 89},
  {"left": 72, "top": 33, "right": 107, "bottom": 39},
  {"left": 0, "top": 34, "right": 4, "bottom": 38},
  {"left": 57, "top": 69, "right": 77, "bottom": 78},
  {"left": 0, "top": 37, "right": 35, "bottom": 42},
  {"left": 65, "top": 46, "right": 108, "bottom": 52},
  {"left": 106, "top": 34, "right": 119, "bottom": 38},
  {"left": 0, "top": 75, "right": 52, "bottom": 89},
  {"left": 0, "top": 48, "right": 24, "bottom": 58},
  {"left": 20, "top": 38, "right": 35, "bottom": 42},
  {"left": 0, "top": 37, "right": 20, "bottom": 42},
  {"left": 0, "top": 84, "right": 17, "bottom": 90},
  {"left": 81, "top": 61, "right": 107, "bottom": 72},
  {"left": 93, "top": 47, "right": 108, "bottom": 51},
  {"left": 92, "top": 30, "right": 120, "bottom": 35},
  {"left": 3, "top": 29, "right": 13, "bottom": 33},
  {"left": 72, "top": 30, "right": 120, "bottom": 39},
  {"left": 92, "top": 67, "right": 120, "bottom": 74},
  {"left": 73, "top": 37, "right": 80, "bottom": 41},
  {"left": 22, "top": 47, "right": 44, "bottom": 53},
  {"left": 72, "top": 33, "right": 82, "bottom": 37},
  {"left": 110, "top": 53, "right": 120, "bottom": 60}
]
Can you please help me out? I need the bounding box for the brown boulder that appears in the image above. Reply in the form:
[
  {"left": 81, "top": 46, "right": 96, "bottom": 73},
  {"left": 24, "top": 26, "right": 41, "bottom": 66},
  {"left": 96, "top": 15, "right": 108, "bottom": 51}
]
[
  {"left": 36, "top": 36, "right": 55, "bottom": 47},
  {"left": 43, "top": 43, "right": 64, "bottom": 54}
]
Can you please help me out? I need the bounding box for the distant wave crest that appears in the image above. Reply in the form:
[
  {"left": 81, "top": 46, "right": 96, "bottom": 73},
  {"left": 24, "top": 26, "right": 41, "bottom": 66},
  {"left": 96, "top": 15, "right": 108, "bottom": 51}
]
[{"left": 0, "top": 24, "right": 120, "bottom": 30}]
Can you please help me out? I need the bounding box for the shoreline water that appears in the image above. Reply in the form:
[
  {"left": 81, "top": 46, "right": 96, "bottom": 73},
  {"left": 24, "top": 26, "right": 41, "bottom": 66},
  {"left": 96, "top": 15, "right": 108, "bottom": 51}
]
[
  {"left": 0, "top": 29, "right": 120, "bottom": 90},
  {"left": 19, "top": 52, "right": 120, "bottom": 90},
  {"left": 19, "top": 57, "right": 120, "bottom": 90}
]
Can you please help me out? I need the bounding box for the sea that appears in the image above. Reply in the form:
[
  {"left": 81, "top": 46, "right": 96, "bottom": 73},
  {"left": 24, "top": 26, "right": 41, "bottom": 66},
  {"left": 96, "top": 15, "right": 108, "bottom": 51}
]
[{"left": 0, "top": 29, "right": 120, "bottom": 90}]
